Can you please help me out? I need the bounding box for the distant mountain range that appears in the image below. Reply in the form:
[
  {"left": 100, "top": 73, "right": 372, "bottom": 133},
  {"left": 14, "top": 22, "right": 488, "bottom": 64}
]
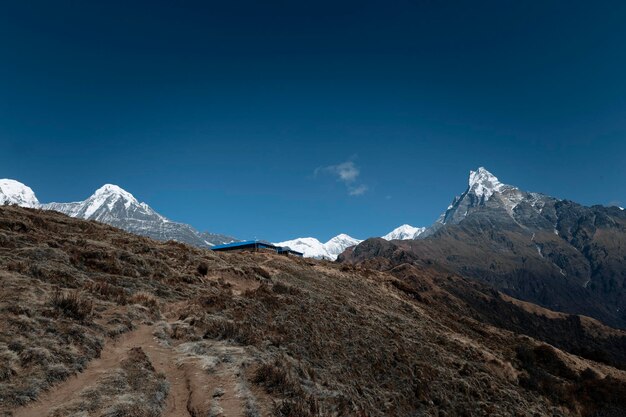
[
  {"left": 341, "top": 167, "right": 626, "bottom": 329},
  {"left": 5, "top": 169, "right": 626, "bottom": 330},
  {"left": 275, "top": 225, "right": 426, "bottom": 260},
  {"left": 0, "top": 179, "right": 236, "bottom": 248},
  {"left": 0, "top": 179, "right": 426, "bottom": 258},
  {"left": 275, "top": 234, "right": 363, "bottom": 260}
]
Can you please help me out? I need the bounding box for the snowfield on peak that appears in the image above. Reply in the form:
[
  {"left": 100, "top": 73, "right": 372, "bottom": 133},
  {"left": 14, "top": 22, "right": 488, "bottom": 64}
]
[
  {"left": 0, "top": 179, "right": 40, "bottom": 208},
  {"left": 468, "top": 167, "right": 507, "bottom": 201},
  {"left": 324, "top": 234, "right": 363, "bottom": 258},
  {"left": 275, "top": 234, "right": 363, "bottom": 260},
  {"left": 383, "top": 224, "right": 425, "bottom": 240},
  {"left": 82, "top": 184, "right": 140, "bottom": 217},
  {"left": 277, "top": 226, "right": 429, "bottom": 259}
]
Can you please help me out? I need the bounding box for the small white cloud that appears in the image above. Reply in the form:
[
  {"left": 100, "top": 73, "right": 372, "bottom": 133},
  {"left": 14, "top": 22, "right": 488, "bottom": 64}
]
[
  {"left": 315, "top": 161, "right": 359, "bottom": 183},
  {"left": 315, "top": 160, "right": 368, "bottom": 196}
]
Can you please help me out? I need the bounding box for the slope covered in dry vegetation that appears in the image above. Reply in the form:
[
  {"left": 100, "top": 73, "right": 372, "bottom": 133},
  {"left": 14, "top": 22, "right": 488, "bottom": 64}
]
[{"left": 1, "top": 205, "right": 626, "bottom": 416}]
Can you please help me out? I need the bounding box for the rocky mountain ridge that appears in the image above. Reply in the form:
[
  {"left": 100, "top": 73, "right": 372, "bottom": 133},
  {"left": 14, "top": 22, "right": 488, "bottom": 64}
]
[
  {"left": 342, "top": 168, "right": 626, "bottom": 329},
  {"left": 0, "top": 179, "right": 236, "bottom": 248}
]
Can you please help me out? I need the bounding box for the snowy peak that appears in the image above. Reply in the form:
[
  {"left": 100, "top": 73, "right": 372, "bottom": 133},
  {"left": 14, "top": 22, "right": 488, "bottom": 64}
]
[
  {"left": 278, "top": 227, "right": 433, "bottom": 259},
  {"left": 275, "top": 234, "right": 363, "bottom": 260},
  {"left": 0, "top": 179, "right": 40, "bottom": 208},
  {"left": 424, "top": 166, "right": 560, "bottom": 236},
  {"left": 428, "top": 167, "right": 518, "bottom": 230},
  {"left": 468, "top": 167, "right": 506, "bottom": 201},
  {"left": 80, "top": 184, "right": 142, "bottom": 219},
  {"left": 93, "top": 184, "right": 138, "bottom": 204},
  {"left": 326, "top": 233, "right": 361, "bottom": 246},
  {"left": 383, "top": 224, "right": 425, "bottom": 240},
  {"left": 324, "top": 234, "right": 363, "bottom": 258},
  {"left": 275, "top": 237, "right": 328, "bottom": 259}
]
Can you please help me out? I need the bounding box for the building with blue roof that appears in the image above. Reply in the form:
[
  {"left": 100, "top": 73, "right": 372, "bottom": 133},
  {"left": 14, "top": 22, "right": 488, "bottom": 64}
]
[{"left": 211, "top": 240, "right": 303, "bottom": 257}]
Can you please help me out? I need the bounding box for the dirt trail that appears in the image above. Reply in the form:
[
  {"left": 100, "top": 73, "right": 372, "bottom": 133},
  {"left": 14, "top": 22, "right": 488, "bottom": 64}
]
[{"left": 12, "top": 321, "right": 249, "bottom": 417}]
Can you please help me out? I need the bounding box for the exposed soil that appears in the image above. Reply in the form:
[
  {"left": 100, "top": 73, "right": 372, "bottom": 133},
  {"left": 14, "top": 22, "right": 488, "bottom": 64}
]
[{"left": 12, "top": 305, "right": 256, "bottom": 417}]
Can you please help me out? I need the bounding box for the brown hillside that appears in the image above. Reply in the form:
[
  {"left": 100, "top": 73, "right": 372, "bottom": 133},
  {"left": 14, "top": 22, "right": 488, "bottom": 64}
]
[{"left": 1, "top": 206, "right": 626, "bottom": 416}]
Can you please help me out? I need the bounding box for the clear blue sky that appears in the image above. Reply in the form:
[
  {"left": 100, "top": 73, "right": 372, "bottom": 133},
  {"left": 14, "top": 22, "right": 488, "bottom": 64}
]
[{"left": 1, "top": 1, "right": 625, "bottom": 241}]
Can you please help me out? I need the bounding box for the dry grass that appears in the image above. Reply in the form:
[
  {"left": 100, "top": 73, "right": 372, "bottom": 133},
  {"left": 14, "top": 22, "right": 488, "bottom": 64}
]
[
  {"left": 129, "top": 291, "right": 161, "bottom": 314},
  {"left": 2, "top": 206, "right": 626, "bottom": 416},
  {"left": 51, "top": 289, "right": 93, "bottom": 321},
  {"left": 0, "top": 206, "right": 224, "bottom": 412}
]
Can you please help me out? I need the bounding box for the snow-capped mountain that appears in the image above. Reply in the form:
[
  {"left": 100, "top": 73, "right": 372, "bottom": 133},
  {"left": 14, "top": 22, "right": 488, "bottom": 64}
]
[
  {"left": 43, "top": 184, "right": 236, "bottom": 248},
  {"left": 275, "top": 234, "right": 363, "bottom": 260},
  {"left": 423, "top": 167, "right": 556, "bottom": 236},
  {"left": 343, "top": 166, "right": 626, "bottom": 329},
  {"left": 277, "top": 226, "right": 430, "bottom": 260},
  {"left": 0, "top": 179, "right": 236, "bottom": 248},
  {"left": 0, "top": 179, "right": 40, "bottom": 208},
  {"left": 382, "top": 224, "right": 425, "bottom": 240},
  {"left": 324, "top": 234, "right": 364, "bottom": 259},
  {"left": 44, "top": 184, "right": 168, "bottom": 225},
  {"left": 1, "top": 179, "right": 425, "bottom": 257}
]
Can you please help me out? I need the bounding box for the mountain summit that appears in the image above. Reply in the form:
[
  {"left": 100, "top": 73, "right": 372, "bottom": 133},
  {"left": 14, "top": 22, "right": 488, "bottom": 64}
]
[
  {"left": 275, "top": 234, "right": 363, "bottom": 260},
  {"left": 467, "top": 167, "right": 507, "bottom": 200},
  {"left": 277, "top": 225, "right": 427, "bottom": 259},
  {"left": 44, "top": 184, "right": 159, "bottom": 222},
  {"left": 0, "top": 179, "right": 235, "bottom": 248},
  {"left": 382, "top": 224, "right": 425, "bottom": 240},
  {"left": 43, "top": 184, "right": 235, "bottom": 247},
  {"left": 426, "top": 167, "right": 550, "bottom": 233},
  {"left": 0, "top": 179, "right": 40, "bottom": 208}
]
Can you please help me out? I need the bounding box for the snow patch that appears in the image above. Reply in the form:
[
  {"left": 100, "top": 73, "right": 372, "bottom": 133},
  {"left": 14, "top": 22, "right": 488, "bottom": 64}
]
[{"left": 468, "top": 167, "right": 505, "bottom": 201}]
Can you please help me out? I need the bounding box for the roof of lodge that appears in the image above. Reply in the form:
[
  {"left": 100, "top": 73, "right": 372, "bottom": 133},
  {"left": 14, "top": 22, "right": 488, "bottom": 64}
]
[
  {"left": 211, "top": 240, "right": 303, "bottom": 256},
  {"left": 211, "top": 240, "right": 271, "bottom": 250}
]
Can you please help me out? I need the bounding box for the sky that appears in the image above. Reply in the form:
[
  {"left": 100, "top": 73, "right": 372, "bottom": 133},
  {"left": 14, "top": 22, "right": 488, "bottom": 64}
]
[{"left": 1, "top": 1, "right": 625, "bottom": 242}]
